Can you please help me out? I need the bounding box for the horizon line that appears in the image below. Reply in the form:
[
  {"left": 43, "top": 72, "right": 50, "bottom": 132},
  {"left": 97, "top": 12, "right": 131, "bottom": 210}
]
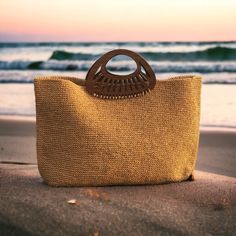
[{"left": 0, "top": 40, "right": 236, "bottom": 43}]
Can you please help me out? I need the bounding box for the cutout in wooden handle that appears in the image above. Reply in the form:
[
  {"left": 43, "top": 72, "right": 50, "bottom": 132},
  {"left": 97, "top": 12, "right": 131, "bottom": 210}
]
[{"left": 85, "top": 49, "right": 156, "bottom": 99}]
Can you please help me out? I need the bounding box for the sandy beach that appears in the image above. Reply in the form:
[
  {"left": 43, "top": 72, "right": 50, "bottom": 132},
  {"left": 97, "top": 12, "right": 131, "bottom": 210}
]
[
  {"left": 1, "top": 115, "right": 236, "bottom": 177},
  {"left": 0, "top": 115, "right": 236, "bottom": 235}
]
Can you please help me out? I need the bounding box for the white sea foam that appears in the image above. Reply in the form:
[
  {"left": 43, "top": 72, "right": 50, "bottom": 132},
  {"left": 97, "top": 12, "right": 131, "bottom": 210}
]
[{"left": 0, "top": 41, "right": 236, "bottom": 127}]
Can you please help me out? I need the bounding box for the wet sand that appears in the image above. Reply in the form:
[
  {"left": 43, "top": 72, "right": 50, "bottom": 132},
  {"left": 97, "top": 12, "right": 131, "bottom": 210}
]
[
  {"left": 0, "top": 116, "right": 236, "bottom": 235},
  {"left": 0, "top": 115, "right": 236, "bottom": 177}
]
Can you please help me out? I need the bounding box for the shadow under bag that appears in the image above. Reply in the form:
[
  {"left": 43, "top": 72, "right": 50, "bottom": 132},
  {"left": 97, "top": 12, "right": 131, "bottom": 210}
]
[{"left": 34, "top": 49, "right": 202, "bottom": 186}]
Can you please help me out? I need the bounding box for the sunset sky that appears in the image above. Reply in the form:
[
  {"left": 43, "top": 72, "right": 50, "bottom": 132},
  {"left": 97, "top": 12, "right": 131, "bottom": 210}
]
[{"left": 0, "top": 0, "right": 236, "bottom": 42}]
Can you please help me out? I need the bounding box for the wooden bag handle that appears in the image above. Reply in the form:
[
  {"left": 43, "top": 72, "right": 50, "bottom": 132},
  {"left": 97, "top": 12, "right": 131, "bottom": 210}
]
[{"left": 85, "top": 49, "right": 156, "bottom": 99}]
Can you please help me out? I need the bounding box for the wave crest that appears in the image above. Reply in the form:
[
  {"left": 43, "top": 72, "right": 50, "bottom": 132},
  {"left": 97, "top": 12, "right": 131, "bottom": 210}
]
[
  {"left": 48, "top": 46, "right": 236, "bottom": 61},
  {"left": 1, "top": 60, "right": 236, "bottom": 73}
]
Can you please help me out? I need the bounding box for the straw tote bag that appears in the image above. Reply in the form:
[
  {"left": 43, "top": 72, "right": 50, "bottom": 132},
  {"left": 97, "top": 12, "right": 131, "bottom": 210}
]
[{"left": 34, "top": 49, "right": 201, "bottom": 187}]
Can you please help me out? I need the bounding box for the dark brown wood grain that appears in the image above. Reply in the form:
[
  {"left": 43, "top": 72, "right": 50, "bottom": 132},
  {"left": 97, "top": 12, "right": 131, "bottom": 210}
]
[{"left": 85, "top": 49, "right": 156, "bottom": 99}]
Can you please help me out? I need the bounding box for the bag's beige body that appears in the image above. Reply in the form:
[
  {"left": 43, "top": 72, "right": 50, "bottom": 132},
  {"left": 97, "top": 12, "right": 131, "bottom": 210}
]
[{"left": 34, "top": 75, "right": 201, "bottom": 187}]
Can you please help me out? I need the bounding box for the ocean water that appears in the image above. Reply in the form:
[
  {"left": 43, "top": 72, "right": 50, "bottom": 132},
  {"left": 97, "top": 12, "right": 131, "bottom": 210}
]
[{"left": 0, "top": 42, "right": 236, "bottom": 127}]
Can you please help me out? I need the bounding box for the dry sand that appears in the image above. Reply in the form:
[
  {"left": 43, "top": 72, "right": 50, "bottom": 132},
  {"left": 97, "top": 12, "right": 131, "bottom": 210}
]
[{"left": 0, "top": 115, "right": 236, "bottom": 235}]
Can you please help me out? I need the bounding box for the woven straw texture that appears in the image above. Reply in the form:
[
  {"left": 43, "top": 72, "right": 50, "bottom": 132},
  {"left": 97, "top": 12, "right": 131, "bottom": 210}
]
[{"left": 34, "top": 75, "right": 201, "bottom": 186}]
